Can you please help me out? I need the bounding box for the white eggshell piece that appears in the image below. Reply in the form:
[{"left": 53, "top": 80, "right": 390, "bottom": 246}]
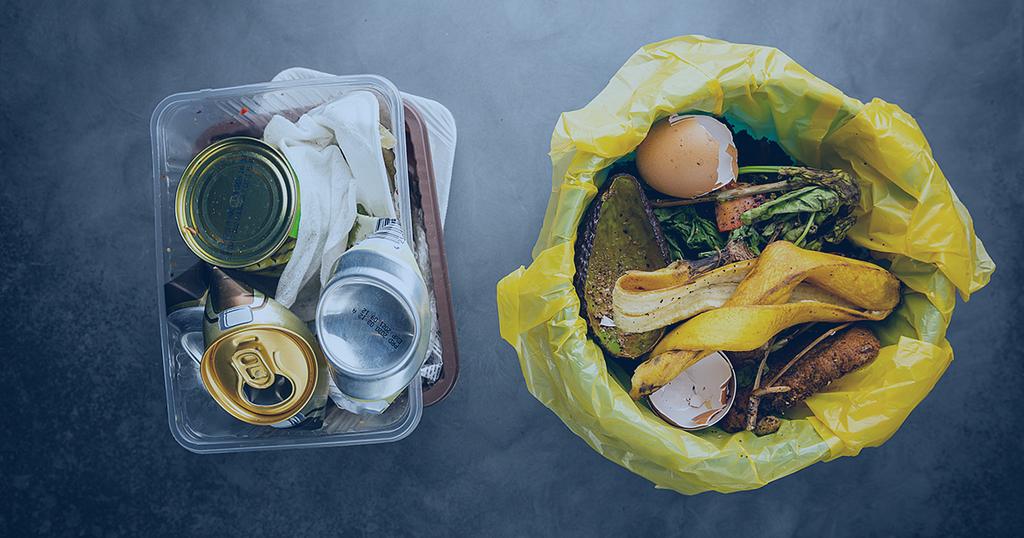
[{"left": 648, "top": 351, "right": 736, "bottom": 430}]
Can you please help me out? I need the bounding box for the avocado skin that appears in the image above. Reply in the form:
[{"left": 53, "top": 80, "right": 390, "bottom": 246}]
[{"left": 574, "top": 173, "right": 670, "bottom": 358}]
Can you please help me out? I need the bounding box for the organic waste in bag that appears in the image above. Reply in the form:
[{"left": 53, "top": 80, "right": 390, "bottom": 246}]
[{"left": 496, "top": 35, "right": 994, "bottom": 494}]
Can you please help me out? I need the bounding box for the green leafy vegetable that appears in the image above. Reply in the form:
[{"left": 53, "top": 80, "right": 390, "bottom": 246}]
[
  {"left": 651, "top": 166, "right": 860, "bottom": 260},
  {"left": 726, "top": 224, "right": 766, "bottom": 255},
  {"left": 654, "top": 206, "right": 725, "bottom": 260},
  {"left": 732, "top": 166, "right": 860, "bottom": 253}
]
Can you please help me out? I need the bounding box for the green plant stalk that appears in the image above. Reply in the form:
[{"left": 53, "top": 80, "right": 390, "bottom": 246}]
[{"left": 738, "top": 165, "right": 788, "bottom": 175}]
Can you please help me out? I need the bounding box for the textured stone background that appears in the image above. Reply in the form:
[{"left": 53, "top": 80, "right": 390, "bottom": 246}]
[{"left": 2, "top": 1, "right": 1021, "bottom": 536}]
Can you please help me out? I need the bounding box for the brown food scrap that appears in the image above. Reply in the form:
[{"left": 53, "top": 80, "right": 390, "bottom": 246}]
[
  {"left": 719, "top": 323, "right": 880, "bottom": 436},
  {"left": 753, "top": 415, "right": 781, "bottom": 436},
  {"left": 718, "top": 386, "right": 781, "bottom": 435},
  {"left": 719, "top": 386, "right": 753, "bottom": 433},
  {"left": 761, "top": 324, "right": 880, "bottom": 415}
]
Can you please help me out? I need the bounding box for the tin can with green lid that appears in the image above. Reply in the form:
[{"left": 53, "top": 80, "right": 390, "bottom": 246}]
[{"left": 175, "top": 137, "right": 299, "bottom": 272}]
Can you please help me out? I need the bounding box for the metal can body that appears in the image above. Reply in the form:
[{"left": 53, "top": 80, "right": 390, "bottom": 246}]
[
  {"left": 316, "top": 220, "right": 431, "bottom": 406},
  {"left": 202, "top": 268, "right": 329, "bottom": 429},
  {"left": 175, "top": 137, "right": 299, "bottom": 273}
]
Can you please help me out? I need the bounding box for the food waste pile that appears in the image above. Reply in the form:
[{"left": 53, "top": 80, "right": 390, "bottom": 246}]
[{"left": 574, "top": 113, "right": 902, "bottom": 435}]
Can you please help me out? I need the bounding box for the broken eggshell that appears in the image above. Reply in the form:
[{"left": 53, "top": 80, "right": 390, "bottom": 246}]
[
  {"left": 635, "top": 114, "right": 738, "bottom": 199},
  {"left": 647, "top": 351, "right": 736, "bottom": 430}
]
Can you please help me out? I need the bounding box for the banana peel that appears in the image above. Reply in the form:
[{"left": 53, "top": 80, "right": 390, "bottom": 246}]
[
  {"left": 613, "top": 260, "right": 865, "bottom": 333},
  {"left": 613, "top": 240, "right": 760, "bottom": 333},
  {"left": 615, "top": 240, "right": 757, "bottom": 295},
  {"left": 613, "top": 259, "right": 755, "bottom": 333},
  {"left": 628, "top": 241, "right": 902, "bottom": 400},
  {"left": 726, "top": 241, "right": 900, "bottom": 309}
]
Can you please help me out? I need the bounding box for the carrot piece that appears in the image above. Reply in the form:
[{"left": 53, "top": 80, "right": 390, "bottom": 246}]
[{"left": 715, "top": 192, "right": 766, "bottom": 232}]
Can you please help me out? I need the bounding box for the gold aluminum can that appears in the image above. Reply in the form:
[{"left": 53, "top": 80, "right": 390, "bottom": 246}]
[
  {"left": 176, "top": 137, "right": 299, "bottom": 271},
  {"left": 201, "top": 267, "right": 329, "bottom": 428},
  {"left": 202, "top": 326, "right": 328, "bottom": 427}
]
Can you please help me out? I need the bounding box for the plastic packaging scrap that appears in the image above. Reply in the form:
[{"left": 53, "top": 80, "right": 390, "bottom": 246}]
[{"left": 496, "top": 35, "right": 994, "bottom": 495}]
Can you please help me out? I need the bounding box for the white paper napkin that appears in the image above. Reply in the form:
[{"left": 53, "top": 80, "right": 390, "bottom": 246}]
[
  {"left": 270, "top": 67, "right": 455, "bottom": 227},
  {"left": 263, "top": 91, "right": 396, "bottom": 309}
]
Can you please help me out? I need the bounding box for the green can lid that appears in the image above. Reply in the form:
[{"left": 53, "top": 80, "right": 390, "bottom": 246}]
[{"left": 176, "top": 137, "right": 298, "bottom": 268}]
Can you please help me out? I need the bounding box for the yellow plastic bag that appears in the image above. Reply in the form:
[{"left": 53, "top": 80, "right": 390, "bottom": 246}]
[{"left": 496, "top": 35, "right": 994, "bottom": 495}]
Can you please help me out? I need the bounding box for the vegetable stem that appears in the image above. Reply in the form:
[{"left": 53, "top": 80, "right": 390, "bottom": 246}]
[
  {"left": 738, "top": 166, "right": 787, "bottom": 175},
  {"left": 795, "top": 214, "right": 816, "bottom": 246},
  {"left": 650, "top": 178, "right": 807, "bottom": 207}
]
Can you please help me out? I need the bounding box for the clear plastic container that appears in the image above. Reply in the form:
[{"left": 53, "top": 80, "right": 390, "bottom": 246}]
[{"left": 151, "top": 75, "right": 421, "bottom": 453}]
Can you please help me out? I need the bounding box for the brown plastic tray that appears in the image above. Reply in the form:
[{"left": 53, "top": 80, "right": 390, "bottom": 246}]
[{"left": 404, "top": 102, "right": 460, "bottom": 407}]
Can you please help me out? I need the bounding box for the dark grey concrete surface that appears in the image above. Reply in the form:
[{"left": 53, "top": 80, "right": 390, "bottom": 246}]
[{"left": 2, "top": 1, "right": 1021, "bottom": 536}]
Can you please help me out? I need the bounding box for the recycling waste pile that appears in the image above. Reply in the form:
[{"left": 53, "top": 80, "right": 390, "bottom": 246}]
[
  {"left": 152, "top": 73, "right": 459, "bottom": 453},
  {"left": 497, "top": 36, "right": 995, "bottom": 494}
]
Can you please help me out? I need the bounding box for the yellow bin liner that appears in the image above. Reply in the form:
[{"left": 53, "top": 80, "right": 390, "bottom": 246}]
[{"left": 496, "top": 35, "right": 994, "bottom": 495}]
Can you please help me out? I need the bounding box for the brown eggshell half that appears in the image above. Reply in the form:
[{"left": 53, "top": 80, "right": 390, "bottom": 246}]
[{"left": 635, "top": 115, "right": 738, "bottom": 199}]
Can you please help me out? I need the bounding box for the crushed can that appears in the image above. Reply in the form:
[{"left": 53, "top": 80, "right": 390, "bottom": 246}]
[
  {"left": 201, "top": 266, "right": 329, "bottom": 429},
  {"left": 316, "top": 218, "right": 431, "bottom": 414}
]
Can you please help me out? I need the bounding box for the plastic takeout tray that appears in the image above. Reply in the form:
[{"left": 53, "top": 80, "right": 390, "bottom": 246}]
[{"left": 152, "top": 75, "right": 451, "bottom": 453}]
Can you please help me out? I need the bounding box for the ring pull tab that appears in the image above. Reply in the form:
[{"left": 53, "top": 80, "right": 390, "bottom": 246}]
[{"left": 230, "top": 335, "right": 275, "bottom": 389}]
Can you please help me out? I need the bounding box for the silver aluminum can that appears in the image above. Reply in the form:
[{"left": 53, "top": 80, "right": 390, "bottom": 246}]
[{"left": 316, "top": 219, "right": 430, "bottom": 405}]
